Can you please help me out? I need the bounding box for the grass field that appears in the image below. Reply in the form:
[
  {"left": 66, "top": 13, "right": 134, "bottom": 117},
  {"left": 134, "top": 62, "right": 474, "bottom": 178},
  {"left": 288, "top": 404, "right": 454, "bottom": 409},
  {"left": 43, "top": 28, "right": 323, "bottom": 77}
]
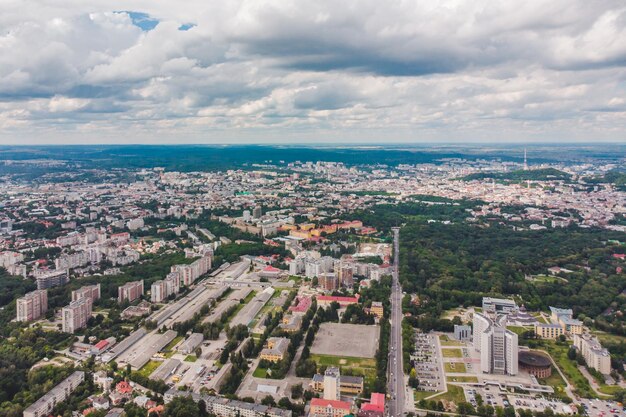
[
  {"left": 415, "top": 390, "right": 440, "bottom": 401},
  {"left": 310, "top": 353, "right": 377, "bottom": 388},
  {"left": 441, "top": 348, "right": 462, "bottom": 358},
  {"left": 540, "top": 342, "right": 596, "bottom": 398},
  {"left": 253, "top": 366, "right": 268, "bottom": 378},
  {"left": 184, "top": 355, "right": 197, "bottom": 362},
  {"left": 444, "top": 362, "right": 467, "bottom": 373},
  {"left": 446, "top": 376, "right": 478, "bottom": 383},
  {"left": 224, "top": 290, "right": 257, "bottom": 325},
  {"left": 163, "top": 335, "right": 183, "bottom": 352},
  {"left": 137, "top": 360, "right": 161, "bottom": 378},
  {"left": 431, "top": 384, "right": 466, "bottom": 403},
  {"left": 439, "top": 335, "right": 462, "bottom": 346}
]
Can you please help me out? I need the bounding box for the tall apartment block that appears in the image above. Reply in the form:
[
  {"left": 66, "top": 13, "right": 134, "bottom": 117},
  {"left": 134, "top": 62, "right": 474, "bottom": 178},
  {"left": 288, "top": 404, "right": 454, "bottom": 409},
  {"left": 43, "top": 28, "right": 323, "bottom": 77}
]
[
  {"left": 473, "top": 312, "right": 518, "bottom": 375},
  {"left": 72, "top": 284, "right": 101, "bottom": 303},
  {"left": 118, "top": 280, "right": 144, "bottom": 303},
  {"left": 16, "top": 290, "right": 48, "bottom": 322},
  {"left": 35, "top": 269, "right": 69, "bottom": 290},
  {"left": 62, "top": 297, "right": 93, "bottom": 333}
]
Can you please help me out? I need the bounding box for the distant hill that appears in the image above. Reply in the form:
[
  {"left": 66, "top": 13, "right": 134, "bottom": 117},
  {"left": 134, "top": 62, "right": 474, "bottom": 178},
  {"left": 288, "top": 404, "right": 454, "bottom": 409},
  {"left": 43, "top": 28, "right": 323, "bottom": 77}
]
[
  {"left": 461, "top": 168, "right": 571, "bottom": 182},
  {"left": 585, "top": 169, "right": 626, "bottom": 191}
]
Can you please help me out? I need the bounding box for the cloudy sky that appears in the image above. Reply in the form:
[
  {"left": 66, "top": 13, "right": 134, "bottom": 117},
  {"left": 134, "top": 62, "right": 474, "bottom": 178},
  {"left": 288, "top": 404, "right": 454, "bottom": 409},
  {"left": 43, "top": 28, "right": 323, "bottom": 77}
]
[{"left": 1, "top": 0, "right": 625, "bottom": 144}]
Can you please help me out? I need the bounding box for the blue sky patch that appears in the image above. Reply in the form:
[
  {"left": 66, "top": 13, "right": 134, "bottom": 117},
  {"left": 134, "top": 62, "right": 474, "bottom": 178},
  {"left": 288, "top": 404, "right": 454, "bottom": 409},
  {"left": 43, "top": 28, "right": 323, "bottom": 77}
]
[
  {"left": 117, "top": 11, "right": 159, "bottom": 31},
  {"left": 178, "top": 23, "right": 196, "bottom": 31}
]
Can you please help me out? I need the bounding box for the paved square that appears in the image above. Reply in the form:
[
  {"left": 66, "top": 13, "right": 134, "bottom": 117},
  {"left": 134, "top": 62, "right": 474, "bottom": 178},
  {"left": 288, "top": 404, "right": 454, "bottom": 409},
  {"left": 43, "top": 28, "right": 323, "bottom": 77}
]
[{"left": 311, "top": 323, "right": 380, "bottom": 358}]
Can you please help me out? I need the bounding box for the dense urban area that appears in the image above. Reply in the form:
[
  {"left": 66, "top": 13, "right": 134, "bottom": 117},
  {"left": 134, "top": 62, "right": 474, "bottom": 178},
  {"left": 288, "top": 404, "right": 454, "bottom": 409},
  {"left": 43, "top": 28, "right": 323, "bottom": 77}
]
[{"left": 1, "top": 145, "right": 626, "bottom": 417}]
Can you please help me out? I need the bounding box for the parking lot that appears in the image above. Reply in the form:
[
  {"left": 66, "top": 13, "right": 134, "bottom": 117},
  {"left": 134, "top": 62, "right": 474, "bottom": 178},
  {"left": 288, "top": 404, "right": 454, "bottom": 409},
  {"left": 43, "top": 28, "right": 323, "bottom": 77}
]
[
  {"left": 579, "top": 398, "right": 626, "bottom": 417},
  {"left": 412, "top": 332, "right": 444, "bottom": 392}
]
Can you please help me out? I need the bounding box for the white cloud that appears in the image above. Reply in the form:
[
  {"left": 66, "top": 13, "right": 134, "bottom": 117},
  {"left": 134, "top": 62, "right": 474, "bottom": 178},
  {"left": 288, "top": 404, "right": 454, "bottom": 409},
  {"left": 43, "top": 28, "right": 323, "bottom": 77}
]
[{"left": 0, "top": 0, "right": 625, "bottom": 143}]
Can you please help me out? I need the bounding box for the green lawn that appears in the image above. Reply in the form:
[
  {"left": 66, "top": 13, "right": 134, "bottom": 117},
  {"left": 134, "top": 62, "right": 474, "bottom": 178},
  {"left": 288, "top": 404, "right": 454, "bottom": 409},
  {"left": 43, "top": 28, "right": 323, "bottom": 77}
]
[
  {"left": 431, "top": 384, "right": 466, "bottom": 403},
  {"left": 415, "top": 390, "right": 440, "bottom": 401},
  {"left": 253, "top": 366, "right": 268, "bottom": 378},
  {"left": 310, "top": 354, "right": 377, "bottom": 389},
  {"left": 540, "top": 342, "right": 595, "bottom": 398},
  {"left": 137, "top": 360, "right": 161, "bottom": 378},
  {"left": 444, "top": 362, "right": 467, "bottom": 373},
  {"left": 446, "top": 376, "right": 478, "bottom": 383},
  {"left": 163, "top": 335, "right": 183, "bottom": 352},
  {"left": 441, "top": 348, "right": 462, "bottom": 358},
  {"left": 184, "top": 355, "right": 197, "bottom": 362},
  {"left": 439, "top": 335, "right": 462, "bottom": 346}
]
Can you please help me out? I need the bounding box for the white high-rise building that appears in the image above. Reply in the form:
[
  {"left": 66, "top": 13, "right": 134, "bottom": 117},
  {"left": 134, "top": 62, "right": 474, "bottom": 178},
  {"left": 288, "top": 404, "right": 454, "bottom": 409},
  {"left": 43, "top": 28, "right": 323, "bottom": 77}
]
[
  {"left": 323, "top": 367, "right": 341, "bottom": 400},
  {"left": 473, "top": 312, "right": 518, "bottom": 375}
]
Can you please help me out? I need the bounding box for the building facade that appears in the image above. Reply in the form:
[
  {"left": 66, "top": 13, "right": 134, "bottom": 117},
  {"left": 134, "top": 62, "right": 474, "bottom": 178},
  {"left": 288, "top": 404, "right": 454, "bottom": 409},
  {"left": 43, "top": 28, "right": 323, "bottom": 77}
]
[
  {"left": 16, "top": 290, "right": 48, "bottom": 322},
  {"left": 473, "top": 312, "right": 518, "bottom": 375},
  {"left": 23, "top": 371, "right": 85, "bottom": 417},
  {"left": 118, "top": 280, "right": 144, "bottom": 303},
  {"left": 62, "top": 297, "right": 93, "bottom": 333}
]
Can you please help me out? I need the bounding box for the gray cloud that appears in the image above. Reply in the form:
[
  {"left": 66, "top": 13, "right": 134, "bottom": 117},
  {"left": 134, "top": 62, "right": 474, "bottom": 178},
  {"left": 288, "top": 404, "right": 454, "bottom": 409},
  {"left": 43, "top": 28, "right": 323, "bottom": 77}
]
[{"left": 0, "top": 1, "right": 625, "bottom": 143}]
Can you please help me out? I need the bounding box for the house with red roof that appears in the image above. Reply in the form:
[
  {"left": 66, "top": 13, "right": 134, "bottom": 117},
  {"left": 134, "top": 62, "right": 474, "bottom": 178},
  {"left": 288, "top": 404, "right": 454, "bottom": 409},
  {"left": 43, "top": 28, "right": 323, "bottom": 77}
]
[
  {"left": 361, "top": 393, "right": 385, "bottom": 413},
  {"left": 318, "top": 294, "right": 359, "bottom": 308},
  {"left": 310, "top": 398, "right": 353, "bottom": 417}
]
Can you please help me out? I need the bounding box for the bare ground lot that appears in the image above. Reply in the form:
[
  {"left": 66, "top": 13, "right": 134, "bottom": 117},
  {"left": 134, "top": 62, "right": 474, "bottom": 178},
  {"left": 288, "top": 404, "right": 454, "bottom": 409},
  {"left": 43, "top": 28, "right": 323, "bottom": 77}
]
[{"left": 311, "top": 323, "right": 379, "bottom": 358}]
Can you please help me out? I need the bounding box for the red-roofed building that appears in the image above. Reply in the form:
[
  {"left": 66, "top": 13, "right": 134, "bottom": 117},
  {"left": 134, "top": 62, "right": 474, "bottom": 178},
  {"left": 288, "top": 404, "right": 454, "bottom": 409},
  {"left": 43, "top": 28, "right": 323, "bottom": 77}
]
[
  {"left": 318, "top": 294, "right": 359, "bottom": 308},
  {"left": 613, "top": 254, "right": 626, "bottom": 260},
  {"left": 116, "top": 381, "right": 132, "bottom": 395},
  {"left": 310, "top": 398, "right": 353, "bottom": 417},
  {"left": 361, "top": 393, "right": 385, "bottom": 413},
  {"left": 289, "top": 296, "right": 312, "bottom": 313},
  {"left": 260, "top": 265, "right": 282, "bottom": 278},
  {"left": 92, "top": 339, "right": 109, "bottom": 354}
]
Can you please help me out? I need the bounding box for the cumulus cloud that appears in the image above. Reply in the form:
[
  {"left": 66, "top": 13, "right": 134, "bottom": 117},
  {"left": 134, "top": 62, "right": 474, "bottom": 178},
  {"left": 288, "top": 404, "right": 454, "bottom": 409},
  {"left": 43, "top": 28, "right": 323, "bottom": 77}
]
[{"left": 0, "top": 0, "right": 624, "bottom": 143}]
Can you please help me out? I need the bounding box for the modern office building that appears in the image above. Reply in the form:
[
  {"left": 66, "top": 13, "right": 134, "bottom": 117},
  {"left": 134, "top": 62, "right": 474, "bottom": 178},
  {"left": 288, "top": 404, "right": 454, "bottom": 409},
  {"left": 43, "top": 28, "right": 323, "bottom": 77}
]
[
  {"left": 118, "top": 280, "right": 144, "bottom": 303},
  {"left": 23, "top": 371, "right": 85, "bottom": 417},
  {"left": 454, "top": 324, "right": 472, "bottom": 341},
  {"left": 16, "top": 290, "right": 48, "bottom": 322},
  {"left": 62, "top": 297, "right": 93, "bottom": 333},
  {"left": 482, "top": 297, "right": 518, "bottom": 314},
  {"left": 473, "top": 312, "right": 518, "bottom": 375}
]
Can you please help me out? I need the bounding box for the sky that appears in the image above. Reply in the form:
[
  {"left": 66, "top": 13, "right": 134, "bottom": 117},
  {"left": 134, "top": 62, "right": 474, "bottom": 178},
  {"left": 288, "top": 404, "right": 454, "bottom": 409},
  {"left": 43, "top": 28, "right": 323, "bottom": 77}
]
[{"left": 0, "top": 0, "right": 625, "bottom": 144}]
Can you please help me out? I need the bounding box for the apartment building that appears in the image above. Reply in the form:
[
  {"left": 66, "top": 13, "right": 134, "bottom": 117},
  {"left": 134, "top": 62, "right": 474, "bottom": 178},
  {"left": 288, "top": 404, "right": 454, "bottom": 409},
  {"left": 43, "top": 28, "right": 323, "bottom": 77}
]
[
  {"left": 573, "top": 333, "right": 611, "bottom": 375},
  {"left": 23, "top": 371, "right": 85, "bottom": 417},
  {"left": 164, "top": 390, "right": 292, "bottom": 417},
  {"left": 16, "top": 290, "right": 48, "bottom": 322},
  {"left": 62, "top": 297, "right": 93, "bottom": 333},
  {"left": 171, "top": 255, "right": 211, "bottom": 286},
  {"left": 72, "top": 284, "right": 101, "bottom": 303},
  {"left": 473, "top": 312, "right": 518, "bottom": 375},
  {"left": 150, "top": 272, "right": 181, "bottom": 303},
  {"left": 118, "top": 280, "right": 144, "bottom": 303},
  {"left": 35, "top": 269, "right": 69, "bottom": 290}
]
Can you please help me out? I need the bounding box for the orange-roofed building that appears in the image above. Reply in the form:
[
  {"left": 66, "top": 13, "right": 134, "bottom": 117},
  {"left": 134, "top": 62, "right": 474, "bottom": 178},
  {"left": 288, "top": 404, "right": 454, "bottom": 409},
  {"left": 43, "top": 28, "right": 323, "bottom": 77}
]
[
  {"left": 317, "top": 294, "right": 359, "bottom": 308},
  {"left": 361, "top": 393, "right": 385, "bottom": 413},
  {"left": 116, "top": 381, "right": 132, "bottom": 394},
  {"left": 310, "top": 398, "right": 352, "bottom": 417}
]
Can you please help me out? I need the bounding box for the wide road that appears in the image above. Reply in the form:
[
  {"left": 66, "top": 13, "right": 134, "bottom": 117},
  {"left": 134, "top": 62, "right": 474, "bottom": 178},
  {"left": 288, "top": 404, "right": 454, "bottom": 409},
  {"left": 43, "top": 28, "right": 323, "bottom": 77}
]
[{"left": 388, "top": 227, "right": 405, "bottom": 417}]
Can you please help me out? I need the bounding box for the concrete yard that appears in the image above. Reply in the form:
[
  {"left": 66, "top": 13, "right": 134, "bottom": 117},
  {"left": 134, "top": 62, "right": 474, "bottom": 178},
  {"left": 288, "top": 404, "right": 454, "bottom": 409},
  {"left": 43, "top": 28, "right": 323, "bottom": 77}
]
[{"left": 311, "top": 322, "right": 380, "bottom": 358}]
